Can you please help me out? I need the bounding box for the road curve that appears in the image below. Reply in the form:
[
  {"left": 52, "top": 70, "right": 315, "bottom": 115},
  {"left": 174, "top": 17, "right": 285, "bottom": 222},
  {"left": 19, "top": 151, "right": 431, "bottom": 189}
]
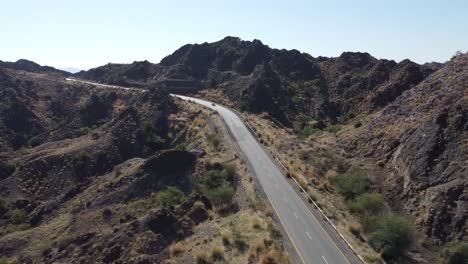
[
  {"left": 172, "top": 95, "right": 358, "bottom": 264},
  {"left": 64, "top": 78, "right": 361, "bottom": 264}
]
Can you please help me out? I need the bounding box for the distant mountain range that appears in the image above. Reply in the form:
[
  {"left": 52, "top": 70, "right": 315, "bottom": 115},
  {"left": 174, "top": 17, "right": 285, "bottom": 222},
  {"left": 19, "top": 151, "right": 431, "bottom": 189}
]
[{"left": 59, "top": 67, "right": 82, "bottom": 74}]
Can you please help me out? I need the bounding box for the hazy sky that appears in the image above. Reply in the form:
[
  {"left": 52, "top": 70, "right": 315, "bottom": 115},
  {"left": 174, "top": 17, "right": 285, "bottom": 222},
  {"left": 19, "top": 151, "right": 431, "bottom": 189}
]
[{"left": 1, "top": 0, "right": 467, "bottom": 70}]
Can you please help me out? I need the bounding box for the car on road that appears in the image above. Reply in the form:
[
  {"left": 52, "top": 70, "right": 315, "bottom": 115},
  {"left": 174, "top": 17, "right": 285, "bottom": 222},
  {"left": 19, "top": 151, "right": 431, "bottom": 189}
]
[{"left": 211, "top": 103, "right": 216, "bottom": 106}]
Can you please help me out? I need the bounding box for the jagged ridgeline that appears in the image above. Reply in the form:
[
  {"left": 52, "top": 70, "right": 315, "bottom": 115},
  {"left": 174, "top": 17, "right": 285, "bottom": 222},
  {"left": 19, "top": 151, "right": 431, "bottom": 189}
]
[
  {"left": 77, "top": 36, "right": 435, "bottom": 126},
  {"left": 0, "top": 37, "right": 466, "bottom": 264}
]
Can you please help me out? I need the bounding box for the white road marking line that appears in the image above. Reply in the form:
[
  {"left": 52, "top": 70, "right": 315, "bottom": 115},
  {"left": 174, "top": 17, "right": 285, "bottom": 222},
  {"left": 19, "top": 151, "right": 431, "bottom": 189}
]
[
  {"left": 306, "top": 231, "right": 312, "bottom": 240},
  {"left": 322, "top": 256, "right": 329, "bottom": 264},
  {"left": 275, "top": 183, "right": 279, "bottom": 190},
  {"left": 293, "top": 211, "right": 299, "bottom": 219}
]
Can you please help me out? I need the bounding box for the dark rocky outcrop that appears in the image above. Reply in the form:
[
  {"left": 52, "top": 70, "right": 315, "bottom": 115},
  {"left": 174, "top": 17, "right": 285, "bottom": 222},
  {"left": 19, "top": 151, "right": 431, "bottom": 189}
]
[
  {"left": 78, "top": 36, "right": 434, "bottom": 126},
  {"left": 0, "top": 59, "right": 69, "bottom": 75},
  {"left": 345, "top": 53, "right": 468, "bottom": 244}
]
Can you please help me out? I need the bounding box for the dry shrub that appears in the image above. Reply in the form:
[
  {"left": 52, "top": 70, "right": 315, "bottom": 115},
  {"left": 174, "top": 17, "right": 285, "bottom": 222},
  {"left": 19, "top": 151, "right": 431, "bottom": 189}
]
[
  {"left": 169, "top": 242, "right": 185, "bottom": 258},
  {"left": 221, "top": 230, "right": 232, "bottom": 246},
  {"left": 259, "top": 245, "right": 289, "bottom": 264},
  {"left": 210, "top": 246, "right": 224, "bottom": 261},
  {"left": 348, "top": 222, "right": 362, "bottom": 237},
  {"left": 249, "top": 238, "right": 267, "bottom": 262},
  {"left": 264, "top": 207, "right": 273, "bottom": 217},
  {"left": 298, "top": 180, "right": 308, "bottom": 192},
  {"left": 251, "top": 217, "right": 263, "bottom": 229}
]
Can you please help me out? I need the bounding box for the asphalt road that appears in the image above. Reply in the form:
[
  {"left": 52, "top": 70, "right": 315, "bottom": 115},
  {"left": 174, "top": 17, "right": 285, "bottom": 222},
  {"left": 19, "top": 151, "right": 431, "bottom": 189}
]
[
  {"left": 172, "top": 95, "right": 358, "bottom": 264},
  {"left": 65, "top": 78, "right": 360, "bottom": 264}
]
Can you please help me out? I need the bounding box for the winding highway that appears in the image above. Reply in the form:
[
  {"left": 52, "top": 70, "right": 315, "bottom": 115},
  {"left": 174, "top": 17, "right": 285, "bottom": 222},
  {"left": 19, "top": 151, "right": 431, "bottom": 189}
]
[
  {"left": 65, "top": 78, "right": 362, "bottom": 264},
  {"left": 172, "top": 95, "right": 361, "bottom": 264}
]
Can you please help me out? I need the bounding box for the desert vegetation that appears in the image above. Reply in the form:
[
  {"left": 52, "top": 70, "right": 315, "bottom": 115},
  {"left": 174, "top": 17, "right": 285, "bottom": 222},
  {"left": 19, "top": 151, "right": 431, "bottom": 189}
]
[{"left": 330, "top": 167, "right": 416, "bottom": 260}]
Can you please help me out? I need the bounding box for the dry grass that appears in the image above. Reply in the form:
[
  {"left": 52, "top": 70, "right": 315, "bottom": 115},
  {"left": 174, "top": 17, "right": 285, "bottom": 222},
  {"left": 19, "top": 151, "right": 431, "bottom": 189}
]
[
  {"left": 210, "top": 246, "right": 225, "bottom": 261},
  {"left": 243, "top": 111, "right": 381, "bottom": 260},
  {"left": 221, "top": 230, "right": 232, "bottom": 246},
  {"left": 259, "top": 245, "right": 289, "bottom": 264},
  {"left": 251, "top": 217, "right": 264, "bottom": 229},
  {"left": 167, "top": 98, "right": 290, "bottom": 263},
  {"left": 169, "top": 242, "right": 185, "bottom": 258},
  {"left": 249, "top": 238, "right": 267, "bottom": 261}
]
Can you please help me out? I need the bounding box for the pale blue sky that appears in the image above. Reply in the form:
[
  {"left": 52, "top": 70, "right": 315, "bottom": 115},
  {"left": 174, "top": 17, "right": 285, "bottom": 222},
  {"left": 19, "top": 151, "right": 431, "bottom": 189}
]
[{"left": 1, "top": 0, "right": 467, "bottom": 70}]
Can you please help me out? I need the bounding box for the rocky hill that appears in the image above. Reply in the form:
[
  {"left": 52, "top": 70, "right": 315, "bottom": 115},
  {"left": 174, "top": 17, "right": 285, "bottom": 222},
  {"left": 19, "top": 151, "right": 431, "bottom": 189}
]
[
  {"left": 0, "top": 59, "right": 70, "bottom": 76},
  {"left": 341, "top": 53, "right": 467, "bottom": 244},
  {"left": 77, "top": 37, "right": 435, "bottom": 126},
  {"left": 76, "top": 38, "right": 467, "bottom": 262},
  {"left": 2, "top": 37, "right": 466, "bottom": 263},
  {"left": 0, "top": 64, "right": 288, "bottom": 263}
]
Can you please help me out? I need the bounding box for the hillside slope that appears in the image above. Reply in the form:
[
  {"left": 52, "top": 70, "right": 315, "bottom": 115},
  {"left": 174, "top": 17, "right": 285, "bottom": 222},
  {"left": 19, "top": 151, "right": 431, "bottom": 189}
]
[
  {"left": 340, "top": 53, "right": 467, "bottom": 244},
  {"left": 0, "top": 65, "right": 288, "bottom": 263},
  {"left": 77, "top": 37, "right": 434, "bottom": 126},
  {"left": 56, "top": 37, "right": 468, "bottom": 261}
]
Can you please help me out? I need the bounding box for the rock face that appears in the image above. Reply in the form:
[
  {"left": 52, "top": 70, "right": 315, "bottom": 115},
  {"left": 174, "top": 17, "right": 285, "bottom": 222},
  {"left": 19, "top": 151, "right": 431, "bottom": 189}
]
[
  {"left": 345, "top": 53, "right": 467, "bottom": 244},
  {"left": 1, "top": 38, "right": 465, "bottom": 262},
  {"left": 0, "top": 63, "right": 175, "bottom": 226},
  {"left": 0, "top": 63, "right": 212, "bottom": 263},
  {"left": 74, "top": 37, "right": 465, "bottom": 245},
  {"left": 78, "top": 36, "right": 433, "bottom": 126}
]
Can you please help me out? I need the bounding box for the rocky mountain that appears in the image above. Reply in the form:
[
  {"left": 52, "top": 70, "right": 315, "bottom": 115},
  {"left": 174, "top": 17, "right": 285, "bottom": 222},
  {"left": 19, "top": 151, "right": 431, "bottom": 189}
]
[
  {"left": 0, "top": 59, "right": 70, "bottom": 76},
  {"left": 0, "top": 63, "right": 287, "bottom": 263},
  {"left": 1, "top": 37, "right": 465, "bottom": 263},
  {"left": 77, "top": 37, "right": 435, "bottom": 126},
  {"left": 341, "top": 53, "right": 467, "bottom": 244},
  {"left": 75, "top": 37, "right": 466, "bottom": 261},
  {"left": 75, "top": 60, "right": 159, "bottom": 87}
]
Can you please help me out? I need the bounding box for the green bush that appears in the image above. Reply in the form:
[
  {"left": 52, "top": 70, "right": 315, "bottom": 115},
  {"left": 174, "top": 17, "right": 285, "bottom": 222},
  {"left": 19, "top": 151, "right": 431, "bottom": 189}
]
[
  {"left": 302, "top": 127, "right": 320, "bottom": 137},
  {"left": 324, "top": 125, "right": 342, "bottom": 133},
  {"left": 204, "top": 170, "right": 225, "bottom": 189},
  {"left": 203, "top": 164, "right": 236, "bottom": 189},
  {"left": 344, "top": 111, "right": 356, "bottom": 121},
  {"left": 202, "top": 185, "right": 235, "bottom": 207},
  {"left": 369, "top": 213, "right": 415, "bottom": 260},
  {"left": 292, "top": 114, "right": 311, "bottom": 132},
  {"left": 440, "top": 241, "right": 468, "bottom": 264},
  {"left": 0, "top": 223, "right": 29, "bottom": 236},
  {"left": 331, "top": 168, "right": 370, "bottom": 200},
  {"left": 155, "top": 186, "right": 186, "bottom": 206},
  {"left": 222, "top": 163, "right": 236, "bottom": 180},
  {"left": 72, "top": 152, "right": 92, "bottom": 177},
  {"left": 74, "top": 127, "right": 90, "bottom": 137},
  {"left": 348, "top": 193, "right": 386, "bottom": 216},
  {"left": 354, "top": 120, "right": 363, "bottom": 128},
  {"left": 176, "top": 143, "right": 187, "bottom": 151},
  {"left": 360, "top": 214, "right": 381, "bottom": 233},
  {"left": 10, "top": 209, "right": 28, "bottom": 224},
  {"left": 28, "top": 136, "right": 41, "bottom": 147},
  {"left": 142, "top": 121, "right": 165, "bottom": 149},
  {"left": 91, "top": 132, "right": 100, "bottom": 140}
]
